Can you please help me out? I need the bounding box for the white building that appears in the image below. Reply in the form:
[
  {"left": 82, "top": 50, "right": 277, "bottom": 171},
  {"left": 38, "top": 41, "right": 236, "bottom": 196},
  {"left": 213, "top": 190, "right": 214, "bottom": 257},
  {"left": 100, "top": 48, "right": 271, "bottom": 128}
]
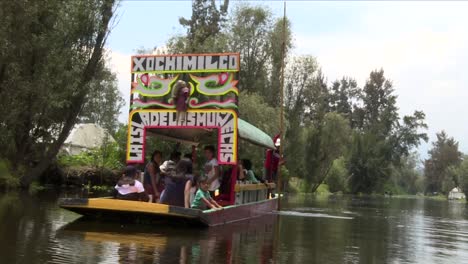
[
  {"left": 62, "top": 123, "right": 115, "bottom": 155},
  {"left": 448, "top": 187, "right": 466, "bottom": 200}
]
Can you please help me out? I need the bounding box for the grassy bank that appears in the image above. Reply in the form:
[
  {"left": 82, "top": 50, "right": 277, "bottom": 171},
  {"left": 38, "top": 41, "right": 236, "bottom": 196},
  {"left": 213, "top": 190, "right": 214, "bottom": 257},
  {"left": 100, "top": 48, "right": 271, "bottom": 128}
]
[
  {"left": 287, "top": 177, "right": 467, "bottom": 202},
  {"left": 288, "top": 177, "right": 331, "bottom": 195}
]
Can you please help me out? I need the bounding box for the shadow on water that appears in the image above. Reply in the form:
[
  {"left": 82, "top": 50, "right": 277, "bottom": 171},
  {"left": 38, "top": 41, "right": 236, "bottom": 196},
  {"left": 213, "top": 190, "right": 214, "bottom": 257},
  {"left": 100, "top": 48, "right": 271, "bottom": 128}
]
[{"left": 1, "top": 191, "right": 468, "bottom": 263}]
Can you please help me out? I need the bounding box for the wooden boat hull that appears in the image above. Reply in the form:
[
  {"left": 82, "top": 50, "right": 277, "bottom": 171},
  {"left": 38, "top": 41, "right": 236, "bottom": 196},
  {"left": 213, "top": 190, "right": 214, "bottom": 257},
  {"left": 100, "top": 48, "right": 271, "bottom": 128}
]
[{"left": 59, "top": 197, "right": 278, "bottom": 227}]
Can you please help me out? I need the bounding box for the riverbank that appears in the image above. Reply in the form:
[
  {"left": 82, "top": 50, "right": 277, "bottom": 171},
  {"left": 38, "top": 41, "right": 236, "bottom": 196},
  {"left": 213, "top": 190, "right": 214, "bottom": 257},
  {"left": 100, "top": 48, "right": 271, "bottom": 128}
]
[{"left": 288, "top": 177, "right": 467, "bottom": 202}]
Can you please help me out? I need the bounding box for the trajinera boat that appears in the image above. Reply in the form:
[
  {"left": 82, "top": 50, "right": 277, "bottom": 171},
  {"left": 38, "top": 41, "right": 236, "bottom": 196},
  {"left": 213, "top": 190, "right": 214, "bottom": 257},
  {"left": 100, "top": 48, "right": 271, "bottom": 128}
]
[{"left": 60, "top": 52, "right": 279, "bottom": 227}]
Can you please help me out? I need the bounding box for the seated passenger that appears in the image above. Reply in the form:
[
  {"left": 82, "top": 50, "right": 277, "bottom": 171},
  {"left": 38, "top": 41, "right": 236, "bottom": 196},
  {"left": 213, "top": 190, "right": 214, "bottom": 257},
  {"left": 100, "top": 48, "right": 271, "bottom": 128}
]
[
  {"left": 191, "top": 175, "right": 223, "bottom": 210},
  {"left": 158, "top": 151, "right": 180, "bottom": 200},
  {"left": 240, "top": 159, "right": 259, "bottom": 184},
  {"left": 182, "top": 153, "right": 193, "bottom": 163},
  {"left": 114, "top": 166, "right": 149, "bottom": 202},
  {"left": 184, "top": 173, "right": 199, "bottom": 208},
  {"left": 160, "top": 159, "right": 191, "bottom": 207}
]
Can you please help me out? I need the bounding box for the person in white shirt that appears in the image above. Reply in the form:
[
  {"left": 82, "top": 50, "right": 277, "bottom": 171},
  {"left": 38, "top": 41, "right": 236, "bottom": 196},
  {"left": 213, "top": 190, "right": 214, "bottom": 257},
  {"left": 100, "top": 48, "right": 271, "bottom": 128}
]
[
  {"left": 204, "top": 145, "right": 220, "bottom": 197},
  {"left": 114, "top": 166, "right": 149, "bottom": 202}
]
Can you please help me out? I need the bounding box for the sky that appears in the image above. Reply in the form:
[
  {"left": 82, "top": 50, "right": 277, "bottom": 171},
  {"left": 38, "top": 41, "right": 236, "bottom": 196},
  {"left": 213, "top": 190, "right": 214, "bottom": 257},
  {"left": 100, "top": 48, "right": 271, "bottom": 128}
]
[{"left": 107, "top": 1, "right": 468, "bottom": 159}]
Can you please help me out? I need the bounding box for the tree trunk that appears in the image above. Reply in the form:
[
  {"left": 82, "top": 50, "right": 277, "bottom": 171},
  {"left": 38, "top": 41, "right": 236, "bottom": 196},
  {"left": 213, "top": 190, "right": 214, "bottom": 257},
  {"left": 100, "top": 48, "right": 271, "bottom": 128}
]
[{"left": 310, "top": 161, "right": 334, "bottom": 193}]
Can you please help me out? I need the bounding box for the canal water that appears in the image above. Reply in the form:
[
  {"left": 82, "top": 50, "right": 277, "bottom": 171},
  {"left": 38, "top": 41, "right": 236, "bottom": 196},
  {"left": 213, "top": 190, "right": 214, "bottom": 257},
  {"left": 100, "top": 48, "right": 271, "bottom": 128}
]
[{"left": 1, "top": 192, "right": 467, "bottom": 263}]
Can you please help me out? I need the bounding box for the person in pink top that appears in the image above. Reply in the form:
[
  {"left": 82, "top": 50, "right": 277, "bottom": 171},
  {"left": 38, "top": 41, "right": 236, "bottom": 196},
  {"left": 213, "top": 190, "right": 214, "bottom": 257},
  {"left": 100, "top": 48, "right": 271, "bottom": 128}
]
[{"left": 172, "top": 80, "right": 190, "bottom": 124}]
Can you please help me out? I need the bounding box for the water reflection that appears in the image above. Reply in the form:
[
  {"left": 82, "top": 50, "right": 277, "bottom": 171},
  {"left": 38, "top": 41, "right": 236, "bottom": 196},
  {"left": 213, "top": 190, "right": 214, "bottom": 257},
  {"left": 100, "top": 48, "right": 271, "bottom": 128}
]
[
  {"left": 1, "top": 192, "right": 468, "bottom": 263},
  {"left": 55, "top": 215, "right": 276, "bottom": 264}
]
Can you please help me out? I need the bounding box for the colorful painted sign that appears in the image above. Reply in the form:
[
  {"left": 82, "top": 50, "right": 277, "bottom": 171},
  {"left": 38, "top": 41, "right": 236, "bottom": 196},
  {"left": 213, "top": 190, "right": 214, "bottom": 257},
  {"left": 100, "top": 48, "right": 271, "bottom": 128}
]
[
  {"left": 131, "top": 53, "right": 240, "bottom": 73},
  {"left": 127, "top": 53, "right": 240, "bottom": 164},
  {"left": 127, "top": 109, "right": 238, "bottom": 165}
]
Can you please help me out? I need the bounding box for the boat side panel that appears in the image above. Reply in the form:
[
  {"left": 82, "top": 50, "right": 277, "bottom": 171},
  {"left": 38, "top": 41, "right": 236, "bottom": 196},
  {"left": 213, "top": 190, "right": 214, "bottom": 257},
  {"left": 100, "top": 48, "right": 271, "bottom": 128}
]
[
  {"left": 201, "top": 198, "right": 278, "bottom": 226},
  {"left": 60, "top": 198, "right": 202, "bottom": 221},
  {"left": 60, "top": 197, "right": 277, "bottom": 227},
  {"left": 64, "top": 206, "right": 207, "bottom": 227}
]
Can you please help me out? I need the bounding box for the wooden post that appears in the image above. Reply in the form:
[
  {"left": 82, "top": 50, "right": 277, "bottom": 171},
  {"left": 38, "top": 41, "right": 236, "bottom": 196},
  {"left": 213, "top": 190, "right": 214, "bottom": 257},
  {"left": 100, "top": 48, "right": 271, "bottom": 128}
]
[{"left": 276, "top": 1, "right": 287, "bottom": 211}]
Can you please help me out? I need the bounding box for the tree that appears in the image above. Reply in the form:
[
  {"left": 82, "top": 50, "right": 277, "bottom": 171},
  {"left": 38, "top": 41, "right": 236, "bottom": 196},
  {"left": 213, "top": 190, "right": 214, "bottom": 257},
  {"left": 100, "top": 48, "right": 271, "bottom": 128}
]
[
  {"left": 168, "top": 0, "right": 229, "bottom": 53},
  {"left": 227, "top": 5, "right": 272, "bottom": 95},
  {"left": 238, "top": 91, "right": 281, "bottom": 168},
  {"left": 359, "top": 69, "right": 398, "bottom": 134},
  {"left": 329, "top": 77, "right": 360, "bottom": 126},
  {"left": 224, "top": 4, "right": 293, "bottom": 103},
  {"left": 326, "top": 157, "right": 349, "bottom": 193},
  {"left": 449, "top": 156, "right": 468, "bottom": 201},
  {"left": 424, "top": 131, "right": 462, "bottom": 194},
  {"left": 266, "top": 16, "right": 292, "bottom": 106},
  {"left": 304, "top": 112, "right": 351, "bottom": 192},
  {"left": 348, "top": 70, "right": 427, "bottom": 194},
  {"left": 78, "top": 68, "right": 124, "bottom": 134},
  {"left": 283, "top": 56, "right": 319, "bottom": 180},
  {"left": 0, "top": 0, "right": 117, "bottom": 187},
  {"left": 388, "top": 152, "right": 424, "bottom": 194}
]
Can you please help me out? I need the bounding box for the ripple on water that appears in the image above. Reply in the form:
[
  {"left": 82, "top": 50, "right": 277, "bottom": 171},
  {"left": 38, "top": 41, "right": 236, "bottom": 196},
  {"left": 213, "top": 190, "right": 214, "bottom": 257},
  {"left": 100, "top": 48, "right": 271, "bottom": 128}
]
[{"left": 274, "top": 210, "right": 354, "bottom": 220}]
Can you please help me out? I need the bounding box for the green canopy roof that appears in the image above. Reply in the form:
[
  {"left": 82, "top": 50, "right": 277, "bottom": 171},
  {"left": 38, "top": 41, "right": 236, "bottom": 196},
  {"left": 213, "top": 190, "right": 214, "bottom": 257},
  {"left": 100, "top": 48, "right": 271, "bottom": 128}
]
[{"left": 238, "top": 119, "right": 275, "bottom": 150}]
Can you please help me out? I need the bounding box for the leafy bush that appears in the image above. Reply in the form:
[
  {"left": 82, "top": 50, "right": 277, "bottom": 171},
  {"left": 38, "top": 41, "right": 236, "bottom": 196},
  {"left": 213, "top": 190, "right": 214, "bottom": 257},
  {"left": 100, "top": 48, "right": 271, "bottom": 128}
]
[
  {"left": 28, "top": 181, "right": 46, "bottom": 194},
  {"left": 58, "top": 141, "right": 123, "bottom": 170},
  {"left": 0, "top": 160, "right": 20, "bottom": 189}
]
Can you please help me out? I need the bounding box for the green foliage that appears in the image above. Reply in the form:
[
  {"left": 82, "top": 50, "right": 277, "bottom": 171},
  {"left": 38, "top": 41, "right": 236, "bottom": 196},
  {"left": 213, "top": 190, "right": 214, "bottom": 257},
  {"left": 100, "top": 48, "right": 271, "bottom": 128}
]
[
  {"left": 348, "top": 70, "right": 428, "bottom": 194},
  {"left": 230, "top": 3, "right": 292, "bottom": 105},
  {"left": 0, "top": 0, "right": 117, "bottom": 187},
  {"left": 315, "top": 184, "right": 330, "bottom": 195},
  {"left": 388, "top": 153, "right": 424, "bottom": 194},
  {"left": 58, "top": 140, "right": 123, "bottom": 170},
  {"left": 238, "top": 91, "right": 281, "bottom": 168},
  {"left": 304, "top": 112, "right": 351, "bottom": 192},
  {"left": 168, "top": 0, "right": 229, "bottom": 53},
  {"left": 424, "top": 131, "right": 462, "bottom": 194},
  {"left": 283, "top": 56, "right": 320, "bottom": 179},
  {"left": 79, "top": 69, "right": 124, "bottom": 134},
  {"left": 0, "top": 160, "right": 20, "bottom": 189},
  {"left": 450, "top": 156, "right": 468, "bottom": 200},
  {"left": 28, "top": 181, "right": 46, "bottom": 195},
  {"left": 348, "top": 132, "right": 392, "bottom": 193},
  {"left": 113, "top": 124, "right": 130, "bottom": 164},
  {"left": 326, "top": 157, "right": 349, "bottom": 193}
]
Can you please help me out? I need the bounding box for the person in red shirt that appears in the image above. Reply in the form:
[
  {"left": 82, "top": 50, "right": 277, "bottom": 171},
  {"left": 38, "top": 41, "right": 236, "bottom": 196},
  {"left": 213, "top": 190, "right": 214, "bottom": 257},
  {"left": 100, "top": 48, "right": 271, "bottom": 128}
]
[{"left": 264, "top": 134, "right": 284, "bottom": 183}]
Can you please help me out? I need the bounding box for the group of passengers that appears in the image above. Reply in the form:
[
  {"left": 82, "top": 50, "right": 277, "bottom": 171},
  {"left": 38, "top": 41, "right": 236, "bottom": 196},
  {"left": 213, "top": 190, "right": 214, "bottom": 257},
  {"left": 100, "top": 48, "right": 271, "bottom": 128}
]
[
  {"left": 114, "top": 135, "right": 283, "bottom": 210},
  {"left": 113, "top": 145, "right": 223, "bottom": 210}
]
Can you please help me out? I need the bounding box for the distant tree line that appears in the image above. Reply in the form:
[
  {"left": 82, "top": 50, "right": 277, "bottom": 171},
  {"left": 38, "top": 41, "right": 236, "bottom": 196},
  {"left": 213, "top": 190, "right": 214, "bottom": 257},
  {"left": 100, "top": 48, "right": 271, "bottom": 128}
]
[{"left": 163, "top": 0, "right": 431, "bottom": 194}]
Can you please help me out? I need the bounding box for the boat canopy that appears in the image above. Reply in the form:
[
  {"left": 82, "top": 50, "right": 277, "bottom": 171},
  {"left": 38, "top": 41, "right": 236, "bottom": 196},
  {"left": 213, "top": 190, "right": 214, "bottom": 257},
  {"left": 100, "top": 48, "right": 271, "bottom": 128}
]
[
  {"left": 146, "top": 118, "right": 275, "bottom": 150},
  {"left": 238, "top": 119, "right": 275, "bottom": 150}
]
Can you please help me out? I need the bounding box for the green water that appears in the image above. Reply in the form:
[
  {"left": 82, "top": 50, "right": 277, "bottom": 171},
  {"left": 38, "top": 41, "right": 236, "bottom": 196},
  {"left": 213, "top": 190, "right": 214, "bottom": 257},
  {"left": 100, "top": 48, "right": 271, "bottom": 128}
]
[{"left": 1, "top": 192, "right": 467, "bottom": 263}]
